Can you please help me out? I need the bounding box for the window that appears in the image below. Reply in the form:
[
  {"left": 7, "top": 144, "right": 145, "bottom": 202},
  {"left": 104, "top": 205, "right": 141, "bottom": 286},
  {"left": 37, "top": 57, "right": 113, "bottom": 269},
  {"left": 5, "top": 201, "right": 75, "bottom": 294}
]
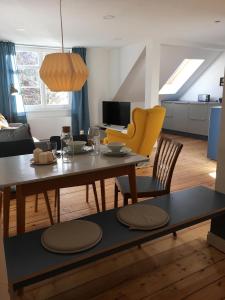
[
  {"left": 159, "top": 59, "right": 205, "bottom": 95},
  {"left": 16, "top": 47, "right": 70, "bottom": 111}
]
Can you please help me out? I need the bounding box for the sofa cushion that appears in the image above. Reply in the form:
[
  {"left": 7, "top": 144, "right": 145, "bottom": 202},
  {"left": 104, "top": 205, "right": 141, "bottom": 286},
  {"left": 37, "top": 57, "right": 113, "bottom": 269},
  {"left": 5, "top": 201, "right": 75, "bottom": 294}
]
[{"left": 0, "top": 124, "right": 32, "bottom": 142}]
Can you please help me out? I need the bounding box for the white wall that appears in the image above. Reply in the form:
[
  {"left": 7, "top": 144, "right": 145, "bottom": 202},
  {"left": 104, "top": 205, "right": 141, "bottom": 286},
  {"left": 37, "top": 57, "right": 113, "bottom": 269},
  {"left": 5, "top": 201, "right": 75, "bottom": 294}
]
[
  {"left": 114, "top": 49, "right": 145, "bottom": 103},
  {"left": 119, "top": 43, "right": 145, "bottom": 85},
  {"left": 87, "top": 48, "right": 111, "bottom": 125},
  {"left": 27, "top": 110, "right": 71, "bottom": 140},
  {"left": 109, "top": 48, "right": 120, "bottom": 99},
  {"left": 216, "top": 71, "right": 225, "bottom": 193},
  {"left": 180, "top": 51, "right": 225, "bottom": 102}
]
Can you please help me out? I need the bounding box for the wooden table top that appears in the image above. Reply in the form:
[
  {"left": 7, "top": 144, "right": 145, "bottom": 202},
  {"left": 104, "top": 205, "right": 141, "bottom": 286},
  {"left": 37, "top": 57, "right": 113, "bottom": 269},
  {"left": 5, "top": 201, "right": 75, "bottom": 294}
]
[{"left": 0, "top": 151, "right": 148, "bottom": 188}]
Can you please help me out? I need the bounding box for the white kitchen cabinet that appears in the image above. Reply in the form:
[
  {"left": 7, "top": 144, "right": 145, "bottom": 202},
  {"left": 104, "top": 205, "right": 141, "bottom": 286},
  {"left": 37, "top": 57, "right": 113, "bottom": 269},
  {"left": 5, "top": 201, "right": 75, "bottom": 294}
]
[{"left": 161, "top": 101, "right": 219, "bottom": 136}]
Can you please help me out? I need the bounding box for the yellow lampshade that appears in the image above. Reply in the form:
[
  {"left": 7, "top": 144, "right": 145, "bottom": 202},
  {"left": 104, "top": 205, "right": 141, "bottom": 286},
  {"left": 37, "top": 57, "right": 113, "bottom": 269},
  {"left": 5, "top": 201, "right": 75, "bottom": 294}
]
[{"left": 39, "top": 53, "right": 89, "bottom": 92}]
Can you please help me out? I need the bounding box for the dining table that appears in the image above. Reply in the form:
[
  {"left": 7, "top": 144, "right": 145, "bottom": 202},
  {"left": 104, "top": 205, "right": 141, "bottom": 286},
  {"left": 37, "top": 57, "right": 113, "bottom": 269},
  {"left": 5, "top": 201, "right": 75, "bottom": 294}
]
[{"left": 0, "top": 149, "right": 148, "bottom": 236}]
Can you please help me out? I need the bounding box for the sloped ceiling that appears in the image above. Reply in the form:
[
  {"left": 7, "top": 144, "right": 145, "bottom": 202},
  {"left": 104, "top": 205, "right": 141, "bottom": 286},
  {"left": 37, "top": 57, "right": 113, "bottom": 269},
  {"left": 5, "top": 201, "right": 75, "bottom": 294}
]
[
  {"left": 159, "top": 45, "right": 223, "bottom": 101},
  {"left": 113, "top": 48, "right": 145, "bottom": 102}
]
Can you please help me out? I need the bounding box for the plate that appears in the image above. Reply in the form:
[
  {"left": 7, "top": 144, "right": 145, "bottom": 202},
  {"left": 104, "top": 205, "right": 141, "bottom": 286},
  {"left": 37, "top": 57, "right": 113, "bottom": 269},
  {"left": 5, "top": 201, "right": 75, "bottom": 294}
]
[
  {"left": 102, "top": 147, "right": 132, "bottom": 157},
  {"left": 30, "top": 158, "right": 57, "bottom": 165}
]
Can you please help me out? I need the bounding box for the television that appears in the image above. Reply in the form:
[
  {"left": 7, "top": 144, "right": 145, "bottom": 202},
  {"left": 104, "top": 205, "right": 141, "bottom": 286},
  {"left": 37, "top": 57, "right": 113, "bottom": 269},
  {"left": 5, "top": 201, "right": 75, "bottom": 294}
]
[{"left": 102, "top": 101, "right": 131, "bottom": 127}]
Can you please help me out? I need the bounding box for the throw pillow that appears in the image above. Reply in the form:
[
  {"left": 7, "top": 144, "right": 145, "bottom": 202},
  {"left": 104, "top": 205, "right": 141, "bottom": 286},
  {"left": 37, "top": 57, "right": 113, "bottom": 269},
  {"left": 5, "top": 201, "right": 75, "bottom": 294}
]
[{"left": 0, "top": 114, "right": 9, "bottom": 129}]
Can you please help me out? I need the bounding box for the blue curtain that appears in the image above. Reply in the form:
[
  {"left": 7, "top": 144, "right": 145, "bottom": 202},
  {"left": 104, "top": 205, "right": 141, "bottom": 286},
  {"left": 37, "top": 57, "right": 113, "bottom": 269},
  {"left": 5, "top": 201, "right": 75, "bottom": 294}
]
[
  {"left": 71, "top": 47, "right": 90, "bottom": 136},
  {"left": 0, "top": 41, "right": 27, "bottom": 123}
]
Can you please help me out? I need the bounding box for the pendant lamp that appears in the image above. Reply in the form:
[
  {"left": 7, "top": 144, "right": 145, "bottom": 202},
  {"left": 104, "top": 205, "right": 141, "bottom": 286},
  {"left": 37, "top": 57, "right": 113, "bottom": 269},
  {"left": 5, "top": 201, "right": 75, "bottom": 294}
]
[{"left": 39, "top": 0, "right": 89, "bottom": 92}]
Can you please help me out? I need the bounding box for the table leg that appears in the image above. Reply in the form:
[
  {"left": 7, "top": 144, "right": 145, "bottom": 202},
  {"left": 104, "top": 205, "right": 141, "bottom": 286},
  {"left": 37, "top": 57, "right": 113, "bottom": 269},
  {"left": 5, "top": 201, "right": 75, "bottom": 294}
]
[
  {"left": 16, "top": 185, "right": 26, "bottom": 234},
  {"left": 100, "top": 180, "right": 106, "bottom": 211},
  {"left": 128, "top": 165, "right": 137, "bottom": 204},
  {"left": 3, "top": 187, "right": 10, "bottom": 238}
]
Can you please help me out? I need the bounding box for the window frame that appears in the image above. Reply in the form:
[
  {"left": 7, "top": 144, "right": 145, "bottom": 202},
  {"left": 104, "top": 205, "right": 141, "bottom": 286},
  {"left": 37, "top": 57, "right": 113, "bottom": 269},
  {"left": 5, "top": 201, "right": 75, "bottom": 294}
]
[
  {"left": 159, "top": 58, "right": 205, "bottom": 95},
  {"left": 15, "top": 45, "right": 71, "bottom": 112}
]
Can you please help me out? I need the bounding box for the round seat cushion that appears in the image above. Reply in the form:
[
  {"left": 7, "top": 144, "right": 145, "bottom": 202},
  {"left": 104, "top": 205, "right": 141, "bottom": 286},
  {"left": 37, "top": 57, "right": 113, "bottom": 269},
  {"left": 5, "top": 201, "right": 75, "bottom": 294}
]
[
  {"left": 41, "top": 220, "right": 102, "bottom": 254},
  {"left": 117, "top": 204, "right": 169, "bottom": 230}
]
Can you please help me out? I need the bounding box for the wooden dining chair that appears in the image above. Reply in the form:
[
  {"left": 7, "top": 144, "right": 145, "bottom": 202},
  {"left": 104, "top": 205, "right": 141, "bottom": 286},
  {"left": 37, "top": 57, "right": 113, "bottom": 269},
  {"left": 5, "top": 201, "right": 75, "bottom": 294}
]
[
  {"left": 0, "top": 137, "right": 55, "bottom": 237},
  {"left": 114, "top": 136, "right": 183, "bottom": 207},
  {"left": 52, "top": 183, "right": 100, "bottom": 224},
  {"left": 49, "top": 136, "right": 101, "bottom": 222},
  {"left": 0, "top": 188, "right": 54, "bottom": 237}
]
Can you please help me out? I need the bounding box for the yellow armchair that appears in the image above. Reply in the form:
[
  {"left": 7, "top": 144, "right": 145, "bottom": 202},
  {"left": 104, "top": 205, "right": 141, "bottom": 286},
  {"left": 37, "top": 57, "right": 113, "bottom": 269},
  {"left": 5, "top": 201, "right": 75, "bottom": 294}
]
[{"left": 104, "top": 106, "right": 166, "bottom": 156}]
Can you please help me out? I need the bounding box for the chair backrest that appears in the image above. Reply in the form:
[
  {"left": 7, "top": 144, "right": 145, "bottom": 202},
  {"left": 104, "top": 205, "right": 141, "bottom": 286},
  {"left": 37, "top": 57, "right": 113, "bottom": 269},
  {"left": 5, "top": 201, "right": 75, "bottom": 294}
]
[
  {"left": 129, "top": 106, "right": 166, "bottom": 156},
  {"left": 138, "top": 106, "right": 166, "bottom": 156},
  {"left": 153, "top": 136, "right": 183, "bottom": 192}
]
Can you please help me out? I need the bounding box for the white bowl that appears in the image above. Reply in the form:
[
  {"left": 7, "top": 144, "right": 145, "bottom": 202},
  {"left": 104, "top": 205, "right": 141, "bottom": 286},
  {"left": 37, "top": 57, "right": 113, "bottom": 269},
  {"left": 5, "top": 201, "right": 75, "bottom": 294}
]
[
  {"left": 72, "top": 141, "right": 86, "bottom": 151},
  {"left": 107, "top": 142, "right": 125, "bottom": 153}
]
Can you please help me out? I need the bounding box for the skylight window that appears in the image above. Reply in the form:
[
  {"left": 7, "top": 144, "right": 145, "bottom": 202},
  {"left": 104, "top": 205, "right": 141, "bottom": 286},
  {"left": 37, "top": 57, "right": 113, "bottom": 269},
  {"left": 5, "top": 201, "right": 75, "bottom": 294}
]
[{"left": 159, "top": 59, "right": 205, "bottom": 95}]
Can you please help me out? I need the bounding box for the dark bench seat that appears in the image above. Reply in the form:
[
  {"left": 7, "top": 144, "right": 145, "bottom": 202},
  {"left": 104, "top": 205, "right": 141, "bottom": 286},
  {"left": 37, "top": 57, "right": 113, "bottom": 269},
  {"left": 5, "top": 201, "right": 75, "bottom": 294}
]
[{"left": 4, "top": 186, "right": 225, "bottom": 292}]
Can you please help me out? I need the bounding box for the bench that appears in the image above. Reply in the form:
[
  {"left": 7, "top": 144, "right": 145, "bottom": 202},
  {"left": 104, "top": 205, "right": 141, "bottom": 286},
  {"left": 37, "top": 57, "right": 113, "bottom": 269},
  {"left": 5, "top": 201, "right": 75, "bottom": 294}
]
[{"left": 4, "top": 186, "right": 225, "bottom": 294}]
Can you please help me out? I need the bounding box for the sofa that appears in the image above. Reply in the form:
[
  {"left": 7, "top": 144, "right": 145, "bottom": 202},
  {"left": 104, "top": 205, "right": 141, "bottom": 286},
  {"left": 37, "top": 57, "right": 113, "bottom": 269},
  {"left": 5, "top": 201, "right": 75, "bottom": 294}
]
[{"left": 0, "top": 113, "right": 35, "bottom": 157}]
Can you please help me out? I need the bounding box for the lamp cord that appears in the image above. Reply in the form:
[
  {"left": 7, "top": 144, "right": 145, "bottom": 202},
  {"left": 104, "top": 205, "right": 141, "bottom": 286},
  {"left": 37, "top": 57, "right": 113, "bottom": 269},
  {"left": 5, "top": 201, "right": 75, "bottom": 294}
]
[{"left": 60, "top": 0, "right": 64, "bottom": 53}]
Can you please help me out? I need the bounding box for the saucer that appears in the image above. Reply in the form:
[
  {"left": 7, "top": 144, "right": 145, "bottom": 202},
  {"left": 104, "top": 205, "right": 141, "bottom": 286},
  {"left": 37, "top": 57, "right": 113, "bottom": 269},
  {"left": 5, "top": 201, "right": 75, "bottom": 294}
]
[
  {"left": 102, "top": 147, "right": 132, "bottom": 157},
  {"left": 30, "top": 158, "right": 57, "bottom": 165}
]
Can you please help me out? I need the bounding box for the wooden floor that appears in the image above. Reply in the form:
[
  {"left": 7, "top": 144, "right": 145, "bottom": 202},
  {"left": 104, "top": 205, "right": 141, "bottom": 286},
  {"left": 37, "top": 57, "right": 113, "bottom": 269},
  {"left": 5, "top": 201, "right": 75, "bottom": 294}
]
[{"left": 6, "top": 134, "right": 224, "bottom": 300}]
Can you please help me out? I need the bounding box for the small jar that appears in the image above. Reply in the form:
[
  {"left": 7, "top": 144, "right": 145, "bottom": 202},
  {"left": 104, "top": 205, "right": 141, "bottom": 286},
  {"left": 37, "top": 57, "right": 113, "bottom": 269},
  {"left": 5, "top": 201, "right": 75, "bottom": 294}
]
[{"left": 61, "top": 126, "right": 73, "bottom": 163}]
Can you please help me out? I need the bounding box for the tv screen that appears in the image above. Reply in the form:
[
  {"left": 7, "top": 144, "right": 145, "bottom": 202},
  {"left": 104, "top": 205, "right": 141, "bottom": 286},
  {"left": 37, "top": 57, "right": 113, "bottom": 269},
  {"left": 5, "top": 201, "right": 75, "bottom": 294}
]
[{"left": 103, "top": 101, "right": 130, "bottom": 127}]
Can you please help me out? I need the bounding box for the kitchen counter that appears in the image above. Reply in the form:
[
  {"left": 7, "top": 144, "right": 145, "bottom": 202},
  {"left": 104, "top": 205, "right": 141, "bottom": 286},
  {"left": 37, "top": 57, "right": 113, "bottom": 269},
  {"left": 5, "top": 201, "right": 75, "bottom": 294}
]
[{"left": 162, "top": 100, "right": 220, "bottom": 105}]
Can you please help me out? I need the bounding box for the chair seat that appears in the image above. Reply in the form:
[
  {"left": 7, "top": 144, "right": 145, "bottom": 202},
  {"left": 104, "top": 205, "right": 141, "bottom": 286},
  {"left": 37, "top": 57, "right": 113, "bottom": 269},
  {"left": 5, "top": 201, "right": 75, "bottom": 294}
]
[{"left": 116, "top": 176, "right": 165, "bottom": 196}]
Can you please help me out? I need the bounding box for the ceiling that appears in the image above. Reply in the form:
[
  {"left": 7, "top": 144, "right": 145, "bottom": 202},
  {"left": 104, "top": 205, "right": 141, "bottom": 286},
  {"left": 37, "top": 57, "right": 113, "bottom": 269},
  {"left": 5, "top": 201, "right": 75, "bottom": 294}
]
[{"left": 0, "top": 0, "right": 225, "bottom": 48}]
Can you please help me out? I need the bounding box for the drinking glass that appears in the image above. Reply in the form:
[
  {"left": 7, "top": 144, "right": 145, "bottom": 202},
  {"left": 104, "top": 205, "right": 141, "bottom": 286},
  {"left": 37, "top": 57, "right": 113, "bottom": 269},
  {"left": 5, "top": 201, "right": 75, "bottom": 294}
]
[
  {"left": 49, "top": 141, "right": 58, "bottom": 159},
  {"left": 45, "top": 141, "right": 58, "bottom": 158},
  {"left": 88, "top": 126, "right": 100, "bottom": 155}
]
